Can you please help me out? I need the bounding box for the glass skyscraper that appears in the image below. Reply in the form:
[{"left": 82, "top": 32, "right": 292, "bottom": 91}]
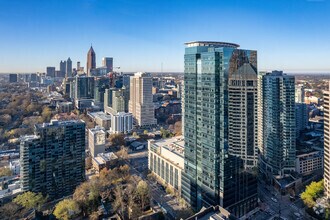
[{"left": 181, "top": 41, "right": 258, "bottom": 217}]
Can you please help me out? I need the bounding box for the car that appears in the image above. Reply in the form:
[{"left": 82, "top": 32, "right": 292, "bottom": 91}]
[
  {"left": 294, "top": 212, "right": 301, "bottom": 217},
  {"left": 271, "top": 197, "right": 278, "bottom": 203}
]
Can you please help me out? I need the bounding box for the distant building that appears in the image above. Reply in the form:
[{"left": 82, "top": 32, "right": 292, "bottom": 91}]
[
  {"left": 60, "top": 60, "right": 67, "bottom": 77},
  {"left": 129, "top": 72, "right": 157, "bottom": 127},
  {"left": 102, "top": 57, "right": 113, "bottom": 73},
  {"left": 296, "top": 151, "right": 323, "bottom": 176},
  {"left": 295, "top": 85, "right": 308, "bottom": 136},
  {"left": 324, "top": 82, "right": 330, "bottom": 199},
  {"left": 148, "top": 136, "right": 184, "bottom": 194},
  {"left": 88, "top": 126, "right": 106, "bottom": 157},
  {"left": 110, "top": 112, "right": 133, "bottom": 134},
  {"left": 46, "top": 67, "right": 55, "bottom": 78},
  {"left": 56, "top": 102, "right": 73, "bottom": 113},
  {"left": 94, "top": 77, "right": 110, "bottom": 107},
  {"left": 9, "top": 74, "right": 17, "bottom": 83},
  {"left": 104, "top": 88, "right": 127, "bottom": 114},
  {"left": 66, "top": 57, "right": 72, "bottom": 77},
  {"left": 258, "top": 71, "right": 296, "bottom": 181},
  {"left": 20, "top": 120, "right": 85, "bottom": 199},
  {"left": 75, "top": 76, "right": 95, "bottom": 100},
  {"left": 87, "top": 46, "right": 96, "bottom": 76}
]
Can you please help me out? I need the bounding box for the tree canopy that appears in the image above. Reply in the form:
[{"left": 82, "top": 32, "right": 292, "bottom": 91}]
[
  {"left": 301, "top": 179, "right": 324, "bottom": 208},
  {"left": 53, "top": 199, "right": 80, "bottom": 220},
  {"left": 13, "top": 191, "right": 47, "bottom": 211}
]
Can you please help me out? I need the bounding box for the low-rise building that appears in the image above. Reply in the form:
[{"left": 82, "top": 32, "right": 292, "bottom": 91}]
[
  {"left": 56, "top": 102, "right": 73, "bottom": 113},
  {"left": 88, "top": 111, "right": 112, "bottom": 130},
  {"left": 148, "top": 136, "right": 184, "bottom": 194},
  {"left": 9, "top": 159, "right": 20, "bottom": 175},
  {"left": 88, "top": 126, "right": 106, "bottom": 157},
  {"left": 296, "top": 150, "right": 323, "bottom": 175},
  {"left": 92, "top": 152, "right": 118, "bottom": 172}
]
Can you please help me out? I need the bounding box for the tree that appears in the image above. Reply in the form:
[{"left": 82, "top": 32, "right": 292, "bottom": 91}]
[
  {"left": 0, "top": 202, "right": 22, "bottom": 219},
  {"left": 174, "top": 121, "right": 182, "bottom": 136},
  {"left": 132, "top": 132, "right": 139, "bottom": 138},
  {"left": 73, "top": 180, "right": 100, "bottom": 215},
  {"left": 113, "top": 185, "right": 125, "bottom": 216},
  {"left": 109, "top": 133, "right": 125, "bottom": 148},
  {"left": 41, "top": 107, "right": 52, "bottom": 122},
  {"left": 135, "top": 180, "right": 149, "bottom": 210},
  {"left": 85, "top": 156, "right": 92, "bottom": 170},
  {"left": 13, "top": 191, "right": 47, "bottom": 211},
  {"left": 143, "top": 130, "right": 148, "bottom": 135},
  {"left": 0, "top": 167, "right": 12, "bottom": 177},
  {"left": 53, "top": 199, "right": 81, "bottom": 220},
  {"left": 301, "top": 179, "right": 324, "bottom": 208},
  {"left": 117, "top": 146, "right": 129, "bottom": 160}
]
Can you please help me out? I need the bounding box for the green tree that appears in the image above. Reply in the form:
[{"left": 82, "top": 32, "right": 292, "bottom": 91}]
[
  {"left": 301, "top": 179, "right": 324, "bottom": 208},
  {"left": 143, "top": 130, "right": 148, "bottom": 135},
  {"left": 0, "top": 167, "right": 12, "bottom": 177},
  {"left": 135, "top": 180, "right": 149, "bottom": 210},
  {"left": 41, "top": 107, "right": 52, "bottom": 122},
  {"left": 13, "top": 191, "right": 47, "bottom": 211},
  {"left": 53, "top": 199, "right": 81, "bottom": 220}
]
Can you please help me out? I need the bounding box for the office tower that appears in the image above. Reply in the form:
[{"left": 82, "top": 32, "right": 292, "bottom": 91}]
[
  {"left": 181, "top": 41, "right": 258, "bottom": 217},
  {"left": 87, "top": 46, "right": 96, "bottom": 76},
  {"left": 104, "top": 88, "right": 126, "bottom": 114},
  {"left": 94, "top": 77, "right": 110, "bottom": 106},
  {"left": 181, "top": 81, "right": 185, "bottom": 135},
  {"left": 88, "top": 126, "right": 106, "bottom": 157},
  {"left": 66, "top": 57, "right": 72, "bottom": 77},
  {"left": 60, "top": 60, "right": 67, "bottom": 77},
  {"left": 102, "top": 57, "right": 113, "bottom": 73},
  {"left": 129, "top": 72, "right": 157, "bottom": 127},
  {"left": 30, "top": 73, "right": 37, "bottom": 82},
  {"left": 228, "top": 63, "right": 258, "bottom": 168},
  {"left": 75, "top": 76, "right": 95, "bottom": 100},
  {"left": 77, "top": 61, "right": 81, "bottom": 70},
  {"left": 9, "top": 74, "right": 18, "bottom": 83},
  {"left": 295, "top": 84, "right": 305, "bottom": 103},
  {"left": 46, "top": 67, "right": 56, "bottom": 78},
  {"left": 324, "top": 82, "right": 330, "bottom": 199},
  {"left": 258, "top": 71, "right": 296, "bottom": 181},
  {"left": 20, "top": 120, "right": 85, "bottom": 199},
  {"left": 295, "top": 85, "right": 308, "bottom": 136}
]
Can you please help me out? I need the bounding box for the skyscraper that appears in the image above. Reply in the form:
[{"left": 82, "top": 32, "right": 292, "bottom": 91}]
[
  {"left": 295, "top": 84, "right": 308, "bottom": 136},
  {"left": 258, "top": 71, "right": 296, "bottom": 181},
  {"left": 66, "top": 57, "right": 72, "bottom": 77},
  {"left": 129, "top": 72, "right": 157, "bottom": 127},
  {"left": 20, "top": 120, "right": 85, "bottom": 199},
  {"left": 324, "top": 82, "right": 330, "bottom": 199},
  {"left": 181, "top": 41, "right": 258, "bottom": 217},
  {"left": 60, "top": 60, "right": 67, "bottom": 77},
  {"left": 74, "top": 76, "right": 95, "bottom": 100},
  {"left": 87, "top": 46, "right": 96, "bottom": 76},
  {"left": 9, "top": 74, "right": 18, "bottom": 83},
  {"left": 46, "top": 67, "right": 55, "bottom": 78},
  {"left": 102, "top": 57, "right": 113, "bottom": 73}
]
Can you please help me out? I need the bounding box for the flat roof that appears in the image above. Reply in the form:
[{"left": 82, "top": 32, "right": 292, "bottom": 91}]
[
  {"left": 89, "top": 111, "right": 112, "bottom": 120},
  {"left": 151, "top": 136, "right": 184, "bottom": 157},
  {"left": 185, "top": 41, "right": 239, "bottom": 48}
]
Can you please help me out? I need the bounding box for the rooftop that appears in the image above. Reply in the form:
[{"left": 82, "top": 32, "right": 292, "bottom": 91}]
[
  {"left": 88, "top": 111, "right": 112, "bottom": 120},
  {"left": 184, "top": 41, "right": 239, "bottom": 48},
  {"left": 151, "top": 136, "right": 184, "bottom": 157}
]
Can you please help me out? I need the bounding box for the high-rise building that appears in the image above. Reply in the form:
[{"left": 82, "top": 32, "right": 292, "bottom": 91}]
[
  {"left": 60, "top": 60, "right": 67, "bottom": 77},
  {"left": 66, "top": 57, "right": 72, "bottom": 77},
  {"left": 74, "top": 76, "right": 95, "bottom": 100},
  {"left": 129, "top": 72, "right": 157, "bottom": 127},
  {"left": 88, "top": 126, "right": 106, "bottom": 157},
  {"left": 46, "top": 67, "right": 55, "bottom": 78},
  {"left": 20, "top": 120, "right": 85, "bottom": 199},
  {"left": 87, "top": 46, "right": 96, "bottom": 76},
  {"left": 181, "top": 41, "right": 258, "bottom": 217},
  {"left": 102, "top": 57, "right": 113, "bottom": 73},
  {"left": 110, "top": 112, "right": 133, "bottom": 134},
  {"left": 258, "top": 71, "right": 296, "bottom": 181},
  {"left": 228, "top": 63, "right": 258, "bottom": 168},
  {"left": 9, "top": 74, "right": 18, "bottom": 83},
  {"left": 94, "top": 77, "right": 110, "bottom": 107},
  {"left": 77, "top": 61, "right": 81, "bottom": 70},
  {"left": 104, "top": 88, "right": 126, "bottom": 114},
  {"left": 295, "top": 84, "right": 308, "bottom": 136},
  {"left": 324, "top": 82, "right": 330, "bottom": 199}
]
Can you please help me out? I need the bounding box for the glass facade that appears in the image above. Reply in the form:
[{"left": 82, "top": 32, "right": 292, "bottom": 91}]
[{"left": 182, "top": 42, "right": 258, "bottom": 216}]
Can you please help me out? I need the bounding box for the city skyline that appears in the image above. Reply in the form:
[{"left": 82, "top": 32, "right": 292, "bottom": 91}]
[{"left": 0, "top": 0, "right": 330, "bottom": 73}]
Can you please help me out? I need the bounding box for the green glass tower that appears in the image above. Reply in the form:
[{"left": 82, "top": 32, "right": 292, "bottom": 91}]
[{"left": 181, "top": 41, "right": 258, "bottom": 217}]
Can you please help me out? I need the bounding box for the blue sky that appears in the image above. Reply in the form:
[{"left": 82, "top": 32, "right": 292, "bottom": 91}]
[{"left": 0, "top": 0, "right": 330, "bottom": 73}]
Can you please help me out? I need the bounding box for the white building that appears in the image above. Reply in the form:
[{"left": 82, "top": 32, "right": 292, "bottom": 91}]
[
  {"left": 9, "top": 159, "right": 20, "bottom": 175},
  {"left": 88, "top": 126, "right": 106, "bottom": 157},
  {"left": 296, "top": 151, "right": 323, "bottom": 175},
  {"left": 129, "top": 72, "right": 157, "bottom": 127},
  {"left": 148, "top": 136, "right": 184, "bottom": 194},
  {"left": 110, "top": 112, "right": 133, "bottom": 134}
]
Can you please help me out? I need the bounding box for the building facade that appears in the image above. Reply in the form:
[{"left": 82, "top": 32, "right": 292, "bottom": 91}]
[
  {"left": 102, "top": 57, "right": 113, "bottom": 73},
  {"left": 88, "top": 126, "right": 106, "bottom": 157},
  {"left": 258, "top": 71, "right": 296, "bottom": 180},
  {"left": 66, "top": 57, "right": 72, "bottom": 77},
  {"left": 9, "top": 74, "right": 18, "bottom": 83},
  {"left": 74, "top": 76, "right": 95, "bottom": 100},
  {"left": 295, "top": 151, "right": 323, "bottom": 176},
  {"left": 129, "top": 72, "right": 157, "bottom": 127},
  {"left": 182, "top": 41, "right": 258, "bottom": 217},
  {"left": 20, "top": 120, "right": 85, "bottom": 199},
  {"left": 148, "top": 136, "right": 184, "bottom": 194},
  {"left": 295, "top": 85, "right": 308, "bottom": 136},
  {"left": 87, "top": 46, "right": 96, "bottom": 76},
  {"left": 110, "top": 112, "right": 133, "bottom": 134},
  {"left": 46, "top": 67, "right": 56, "bottom": 78},
  {"left": 324, "top": 82, "right": 330, "bottom": 199},
  {"left": 60, "top": 60, "right": 67, "bottom": 78}
]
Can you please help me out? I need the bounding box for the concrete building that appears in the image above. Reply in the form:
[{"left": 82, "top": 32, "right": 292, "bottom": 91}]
[
  {"left": 186, "top": 205, "right": 236, "bottom": 220},
  {"left": 88, "top": 126, "right": 106, "bottom": 157},
  {"left": 87, "top": 46, "right": 96, "bottom": 76},
  {"left": 46, "top": 67, "right": 55, "bottom": 78},
  {"left": 9, "top": 159, "right": 20, "bottom": 175},
  {"left": 110, "top": 112, "right": 133, "bottom": 134},
  {"left": 324, "top": 82, "right": 330, "bottom": 199},
  {"left": 66, "top": 57, "right": 72, "bottom": 77},
  {"left": 88, "top": 111, "right": 112, "bottom": 130},
  {"left": 295, "top": 151, "right": 323, "bottom": 176},
  {"left": 148, "top": 136, "right": 184, "bottom": 194},
  {"left": 56, "top": 101, "right": 73, "bottom": 113},
  {"left": 295, "top": 84, "right": 308, "bottom": 136},
  {"left": 20, "top": 120, "right": 85, "bottom": 199},
  {"left": 104, "top": 88, "right": 126, "bottom": 115},
  {"left": 129, "top": 72, "right": 157, "bottom": 127},
  {"left": 92, "top": 152, "right": 118, "bottom": 172},
  {"left": 182, "top": 41, "right": 258, "bottom": 217},
  {"left": 60, "top": 60, "right": 67, "bottom": 77},
  {"left": 228, "top": 63, "right": 258, "bottom": 168},
  {"left": 74, "top": 76, "right": 95, "bottom": 100},
  {"left": 258, "top": 71, "right": 296, "bottom": 181},
  {"left": 102, "top": 57, "right": 113, "bottom": 73}
]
